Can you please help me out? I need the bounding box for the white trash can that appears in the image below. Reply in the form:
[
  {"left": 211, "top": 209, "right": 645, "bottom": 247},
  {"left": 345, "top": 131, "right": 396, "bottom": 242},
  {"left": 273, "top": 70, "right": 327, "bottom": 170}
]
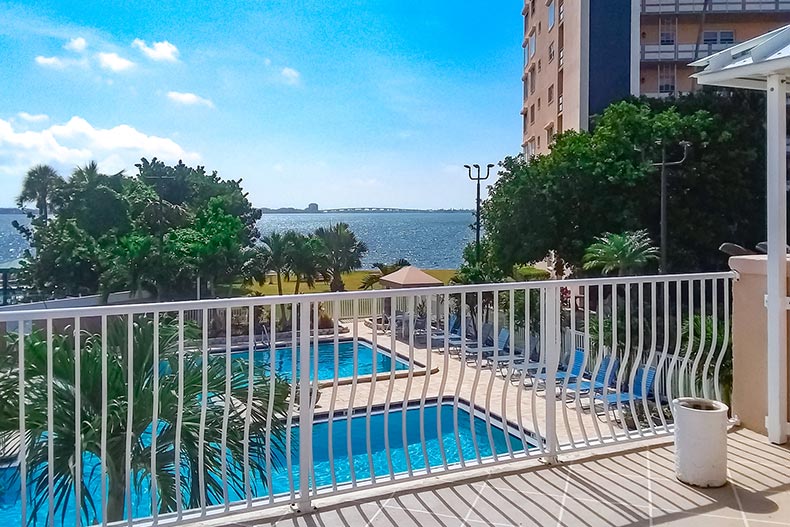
[{"left": 673, "top": 397, "right": 729, "bottom": 487}]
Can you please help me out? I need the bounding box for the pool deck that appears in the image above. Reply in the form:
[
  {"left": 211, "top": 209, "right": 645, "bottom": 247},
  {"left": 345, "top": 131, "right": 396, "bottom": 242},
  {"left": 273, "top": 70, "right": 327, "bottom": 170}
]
[
  {"left": 197, "top": 428, "right": 790, "bottom": 527},
  {"left": 313, "top": 321, "right": 613, "bottom": 450}
]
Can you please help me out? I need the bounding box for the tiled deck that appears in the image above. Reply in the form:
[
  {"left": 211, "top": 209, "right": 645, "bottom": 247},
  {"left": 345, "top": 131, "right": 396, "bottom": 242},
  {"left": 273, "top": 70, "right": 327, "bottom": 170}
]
[{"left": 213, "top": 429, "right": 789, "bottom": 527}]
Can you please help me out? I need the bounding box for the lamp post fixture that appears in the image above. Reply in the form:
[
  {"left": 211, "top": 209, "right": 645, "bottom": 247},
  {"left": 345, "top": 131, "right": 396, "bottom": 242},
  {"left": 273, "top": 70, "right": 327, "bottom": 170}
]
[
  {"left": 465, "top": 163, "right": 495, "bottom": 263},
  {"left": 652, "top": 140, "right": 691, "bottom": 274}
]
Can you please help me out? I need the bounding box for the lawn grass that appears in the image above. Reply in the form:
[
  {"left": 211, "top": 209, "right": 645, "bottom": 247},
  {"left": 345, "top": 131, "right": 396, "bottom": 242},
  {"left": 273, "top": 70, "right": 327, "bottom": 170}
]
[{"left": 247, "top": 269, "right": 457, "bottom": 296}]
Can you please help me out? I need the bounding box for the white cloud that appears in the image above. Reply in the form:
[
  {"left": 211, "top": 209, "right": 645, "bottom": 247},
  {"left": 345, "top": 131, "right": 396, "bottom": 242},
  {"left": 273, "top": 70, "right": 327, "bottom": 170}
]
[
  {"left": 64, "top": 37, "right": 87, "bottom": 52},
  {"left": 132, "top": 39, "right": 179, "bottom": 62},
  {"left": 0, "top": 116, "right": 200, "bottom": 200},
  {"left": 97, "top": 52, "right": 134, "bottom": 72},
  {"left": 281, "top": 67, "right": 300, "bottom": 85},
  {"left": 264, "top": 57, "right": 272, "bottom": 66},
  {"left": 35, "top": 55, "right": 65, "bottom": 68},
  {"left": 166, "top": 91, "right": 214, "bottom": 108},
  {"left": 17, "top": 112, "right": 49, "bottom": 123}
]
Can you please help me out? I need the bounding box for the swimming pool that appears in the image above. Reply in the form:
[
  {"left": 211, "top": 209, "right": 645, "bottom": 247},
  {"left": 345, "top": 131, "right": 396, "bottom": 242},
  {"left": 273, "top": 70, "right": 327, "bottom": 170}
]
[
  {"left": 232, "top": 339, "right": 410, "bottom": 381},
  {"left": 0, "top": 401, "right": 534, "bottom": 525}
]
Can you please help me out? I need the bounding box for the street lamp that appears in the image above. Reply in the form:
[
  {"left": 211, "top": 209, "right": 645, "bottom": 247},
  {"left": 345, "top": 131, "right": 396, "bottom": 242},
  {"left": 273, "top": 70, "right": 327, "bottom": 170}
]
[
  {"left": 142, "top": 173, "right": 175, "bottom": 300},
  {"left": 465, "top": 163, "right": 495, "bottom": 263},
  {"left": 652, "top": 140, "right": 691, "bottom": 274}
]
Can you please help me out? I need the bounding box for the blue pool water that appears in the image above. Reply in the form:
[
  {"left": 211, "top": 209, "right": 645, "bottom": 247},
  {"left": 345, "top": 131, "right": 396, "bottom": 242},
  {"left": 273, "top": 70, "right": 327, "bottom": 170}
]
[
  {"left": 236, "top": 340, "right": 409, "bottom": 381},
  {"left": 0, "top": 403, "right": 530, "bottom": 526}
]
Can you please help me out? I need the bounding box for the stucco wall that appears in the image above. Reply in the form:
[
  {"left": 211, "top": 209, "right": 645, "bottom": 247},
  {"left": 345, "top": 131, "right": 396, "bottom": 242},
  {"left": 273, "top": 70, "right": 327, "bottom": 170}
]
[{"left": 729, "top": 255, "right": 790, "bottom": 434}]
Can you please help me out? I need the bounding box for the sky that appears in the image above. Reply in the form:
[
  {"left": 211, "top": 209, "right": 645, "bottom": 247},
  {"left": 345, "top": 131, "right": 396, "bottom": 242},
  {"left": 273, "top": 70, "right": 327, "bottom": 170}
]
[{"left": 0, "top": 1, "right": 524, "bottom": 209}]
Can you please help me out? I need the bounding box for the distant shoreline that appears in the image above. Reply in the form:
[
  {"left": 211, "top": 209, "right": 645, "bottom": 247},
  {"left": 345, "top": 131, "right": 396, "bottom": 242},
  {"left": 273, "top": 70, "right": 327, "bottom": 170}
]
[{"left": 259, "top": 208, "right": 473, "bottom": 214}]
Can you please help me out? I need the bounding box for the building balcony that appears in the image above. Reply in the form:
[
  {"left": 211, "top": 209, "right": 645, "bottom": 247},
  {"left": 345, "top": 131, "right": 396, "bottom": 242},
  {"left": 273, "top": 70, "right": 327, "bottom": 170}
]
[
  {"left": 0, "top": 271, "right": 788, "bottom": 526},
  {"left": 642, "top": 42, "right": 735, "bottom": 61},
  {"left": 642, "top": 0, "right": 790, "bottom": 13}
]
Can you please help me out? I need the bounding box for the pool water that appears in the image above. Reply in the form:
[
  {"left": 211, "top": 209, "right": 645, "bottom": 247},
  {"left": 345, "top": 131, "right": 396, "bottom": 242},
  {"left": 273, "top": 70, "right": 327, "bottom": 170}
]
[
  {"left": 0, "top": 403, "right": 531, "bottom": 526},
  {"left": 236, "top": 340, "right": 409, "bottom": 381}
]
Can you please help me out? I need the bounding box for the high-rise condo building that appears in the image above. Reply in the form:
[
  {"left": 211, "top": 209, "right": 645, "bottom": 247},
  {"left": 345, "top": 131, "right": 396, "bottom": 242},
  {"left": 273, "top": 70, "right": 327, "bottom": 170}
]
[{"left": 522, "top": 0, "right": 790, "bottom": 157}]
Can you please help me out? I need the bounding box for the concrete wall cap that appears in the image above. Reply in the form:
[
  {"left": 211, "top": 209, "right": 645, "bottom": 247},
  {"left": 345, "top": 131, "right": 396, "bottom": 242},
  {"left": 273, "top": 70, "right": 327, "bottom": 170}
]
[{"left": 729, "top": 255, "right": 790, "bottom": 276}]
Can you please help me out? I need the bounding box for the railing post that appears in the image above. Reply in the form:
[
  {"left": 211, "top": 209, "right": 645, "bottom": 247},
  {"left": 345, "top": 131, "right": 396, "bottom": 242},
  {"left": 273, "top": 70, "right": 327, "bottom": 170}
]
[
  {"left": 544, "top": 285, "right": 561, "bottom": 464},
  {"left": 296, "top": 300, "right": 313, "bottom": 510}
]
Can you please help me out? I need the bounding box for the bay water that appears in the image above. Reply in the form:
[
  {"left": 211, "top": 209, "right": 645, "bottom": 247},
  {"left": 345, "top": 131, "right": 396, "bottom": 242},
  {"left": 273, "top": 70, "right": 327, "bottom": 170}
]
[{"left": 0, "top": 211, "right": 474, "bottom": 270}]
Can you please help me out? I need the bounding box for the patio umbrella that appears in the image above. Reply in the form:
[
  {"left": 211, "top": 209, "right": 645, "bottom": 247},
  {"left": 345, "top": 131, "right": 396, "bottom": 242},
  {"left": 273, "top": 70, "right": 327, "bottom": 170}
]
[{"left": 379, "top": 266, "right": 442, "bottom": 289}]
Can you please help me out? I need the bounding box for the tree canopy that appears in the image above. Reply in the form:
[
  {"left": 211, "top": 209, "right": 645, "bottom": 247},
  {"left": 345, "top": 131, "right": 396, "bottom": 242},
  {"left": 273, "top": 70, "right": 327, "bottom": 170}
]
[
  {"left": 483, "top": 90, "right": 768, "bottom": 274},
  {"left": 16, "top": 158, "right": 261, "bottom": 300}
]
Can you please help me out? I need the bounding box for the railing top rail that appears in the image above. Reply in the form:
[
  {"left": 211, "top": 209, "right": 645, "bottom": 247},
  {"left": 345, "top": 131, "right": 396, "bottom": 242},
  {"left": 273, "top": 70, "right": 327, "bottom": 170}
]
[{"left": 0, "top": 271, "right": 736, "bottom": 322}]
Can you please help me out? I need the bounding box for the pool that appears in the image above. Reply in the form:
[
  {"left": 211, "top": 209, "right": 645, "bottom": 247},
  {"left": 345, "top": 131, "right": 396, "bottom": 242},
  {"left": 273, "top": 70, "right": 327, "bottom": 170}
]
[
  {"left": 0, "top": 401, "right": 535, "bottom": 525},
  {"left": 232, "top": 339, "right": 410, "bottom": 381}
]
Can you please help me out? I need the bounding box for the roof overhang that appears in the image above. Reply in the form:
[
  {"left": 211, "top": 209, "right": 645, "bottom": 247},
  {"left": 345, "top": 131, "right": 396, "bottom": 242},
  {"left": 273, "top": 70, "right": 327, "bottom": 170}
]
[{"left": 691, "top": 24, "right": 790, "bottom": 90}]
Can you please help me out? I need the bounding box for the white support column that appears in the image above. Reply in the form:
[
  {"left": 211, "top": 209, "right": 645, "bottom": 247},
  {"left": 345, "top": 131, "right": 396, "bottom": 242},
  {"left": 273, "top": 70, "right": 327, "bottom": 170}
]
[
  {"left": 544, "top": 286, "right": 561, "bottom": 463},
  {"left": 297, "top": 301, "right": 314, "bottom": 508},
  {"left": 766, "top": 74, "right": 788, "bottom": 445},
  {"left": 630, "top": 0, "right": 641, "bottom": 96}
]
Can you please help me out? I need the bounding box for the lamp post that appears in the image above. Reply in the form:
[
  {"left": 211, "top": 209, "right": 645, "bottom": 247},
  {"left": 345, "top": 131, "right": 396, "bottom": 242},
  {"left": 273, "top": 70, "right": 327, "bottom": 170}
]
[
  {"left": 652, "top": 140, "right": 691, "bottom": 274},
  {"left": 142, "top": 173, "right": 175, "bottom": 300},
  {"left": 465, "top": 163, "right": 494, "bottom": 263}
]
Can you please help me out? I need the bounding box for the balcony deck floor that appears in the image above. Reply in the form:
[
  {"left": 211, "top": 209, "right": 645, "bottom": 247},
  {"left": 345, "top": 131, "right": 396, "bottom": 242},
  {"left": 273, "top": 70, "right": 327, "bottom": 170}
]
[{"left": 211, "top": 429, "right": 789, "bottom": 527}]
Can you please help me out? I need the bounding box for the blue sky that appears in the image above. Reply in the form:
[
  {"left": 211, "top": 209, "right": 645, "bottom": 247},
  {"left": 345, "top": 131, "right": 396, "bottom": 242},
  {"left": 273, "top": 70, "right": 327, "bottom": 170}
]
[{"left": 0, "top": 1, "right": 523, "bottom": 209}]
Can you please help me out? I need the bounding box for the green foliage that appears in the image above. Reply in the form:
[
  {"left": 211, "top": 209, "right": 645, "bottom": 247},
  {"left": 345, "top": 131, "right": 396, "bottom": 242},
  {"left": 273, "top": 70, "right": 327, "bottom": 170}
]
[
  {"left": 17, "top": 159, "right": 259, "bottom": 300},
  {"left": 0, "top": 317, "right": 291, "bottom": 524},
  {"left": 681, "top": 313, "right": 733, "bottom": 405},
  {"left": 360, "top": 259, "right": 411, "bottom": 290},
  {"left": 314, "top": 222, "right": 368, "bottom": 292},
  {"left": 16, "top": 164, "right": 64, "bottom": 222},
  {"left": 582, "top": 230, "right": 659, "bottom": 276},
  {"left": 512, "top": 264, "right": 550, "bottom": 282},
  {"left": 484, "top": 91, "right": 768, "bottom": 274},
  {"left": 284, "top": 231, "right": 325, "bottom": 295}
]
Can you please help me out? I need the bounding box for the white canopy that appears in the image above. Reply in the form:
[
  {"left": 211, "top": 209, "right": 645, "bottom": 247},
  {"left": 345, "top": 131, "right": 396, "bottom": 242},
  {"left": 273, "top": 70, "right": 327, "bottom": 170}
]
[{"left": 692, "top": 26, "right": 789, "bottom": 444}]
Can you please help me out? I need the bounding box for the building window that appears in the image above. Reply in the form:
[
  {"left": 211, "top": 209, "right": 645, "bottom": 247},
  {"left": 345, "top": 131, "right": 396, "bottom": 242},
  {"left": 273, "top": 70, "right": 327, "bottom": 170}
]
[
  {"left": 531, "top": 0, "right": 536, "bottom": 15},
  {"left": 548, "top": 1, "right": 556, "bottom": 30},
  {"left": 659, "top": 65, "right": 676, "bottom": 94},
  {"left": 660, "top": 30, "right": 675, "bottom": 45},
  {"left": 529, "top": 66, "right": 536, "bottom": 94},
  {"left": 548, "top": 84, "right": 554, "bottom": 104},
  {"left": 660, "top": 18, "right": 675, "bottom": 45},
  {"left": 523, "top": 114, "right": 529, "bottom": 135},
  {"left": 704, "top": 30, "right": 735, "bottom": 45},
  {"left": 529, "top": 31, "right": 536, "bottom": 58},
  {"left": 530, "top": 104, "right": 535, "bottom": 124},
  {"left": 546, "top": 123, "right": 555, "bottom": 144},
  {"left": 538, "top": 97, "right": 541, "bottom": 111},
  {"left": 720, "top": 30, "right": 735, "bottom": 44},
  {"left": 538, "top": 59, "right": 542, "bottom": 72},
  {"left": 548, "top": 41, "right": 555, "bottom": 62}
]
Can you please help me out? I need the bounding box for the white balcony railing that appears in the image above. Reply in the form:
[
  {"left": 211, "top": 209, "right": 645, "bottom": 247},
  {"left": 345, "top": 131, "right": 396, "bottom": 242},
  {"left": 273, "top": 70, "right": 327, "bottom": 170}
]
[
  {"left": 642, "top": 42, "right": 735, "bottom": 61},
  {"left": 0, "top": 272, "right": 734, "bottom": 526},
  {"left": 642, "top": 0, "right": 790, "bottom": 13}
]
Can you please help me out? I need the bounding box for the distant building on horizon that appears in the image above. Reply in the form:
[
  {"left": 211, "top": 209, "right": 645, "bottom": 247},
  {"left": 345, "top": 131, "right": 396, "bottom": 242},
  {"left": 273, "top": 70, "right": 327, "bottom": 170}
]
[{"left": 521, "top": 0, "right": 790, "bottom": 157}]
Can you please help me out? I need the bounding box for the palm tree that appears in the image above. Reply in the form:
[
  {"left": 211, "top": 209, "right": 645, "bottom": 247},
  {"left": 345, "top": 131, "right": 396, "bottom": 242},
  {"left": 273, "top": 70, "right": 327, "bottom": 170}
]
[
  {"left": 314, "top": 223, "right": 368, "bottom": 292},
  {"left": 260, "top": 231, "right": 291, "bottom": 296},
  {"left": 284, "top": 232, "right": 324, "bottom": 295},
  {"left": 16, "top": 164, "right": 64, "bottom": 223},
  {"left": 360, "top": 259, "right": 411, "bottom": 290},
  {"left": 0, "top": 316, "right": 291, "bottom": 525},
  {"left": 582, "top": 230, "right": 659, "bottom": 276}
]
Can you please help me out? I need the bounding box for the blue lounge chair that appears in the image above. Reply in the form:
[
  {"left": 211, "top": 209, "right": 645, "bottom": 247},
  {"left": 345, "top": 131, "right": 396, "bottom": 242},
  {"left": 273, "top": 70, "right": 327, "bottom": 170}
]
[
  {"left": 595, "top": 365, "right": 657, "bottom": 410},
  {"left": 562, "top": 355, "right": 617, "bottom": 396},
  {"left": 531, "top": 349, "right": 587, "bottom": 386},
  {"left": 444, "top": 323, "right": 493, "bottom": 356},
  {"left": 462, "top": 328, "right": 510, "bottom": 364}
]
